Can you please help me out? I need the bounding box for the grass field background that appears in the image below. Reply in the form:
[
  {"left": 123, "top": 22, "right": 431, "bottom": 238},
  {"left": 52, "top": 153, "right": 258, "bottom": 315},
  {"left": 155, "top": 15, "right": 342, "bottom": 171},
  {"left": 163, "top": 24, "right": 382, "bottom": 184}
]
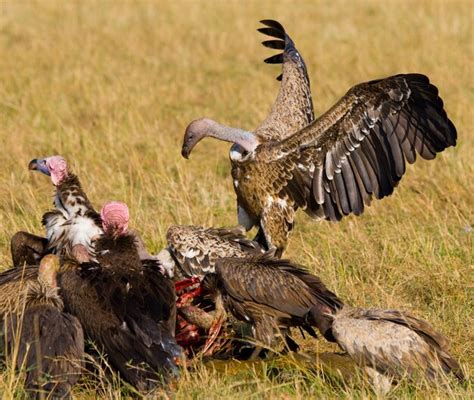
[{"left": 0, "top": 1, "right": 472, "bottom": 398}]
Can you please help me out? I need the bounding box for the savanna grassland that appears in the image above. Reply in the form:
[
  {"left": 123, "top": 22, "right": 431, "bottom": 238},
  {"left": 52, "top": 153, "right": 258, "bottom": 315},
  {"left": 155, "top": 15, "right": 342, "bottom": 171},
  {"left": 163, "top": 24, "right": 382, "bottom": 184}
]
[{"left": 0, "top": 1, "right": 472, "bottom": 398}]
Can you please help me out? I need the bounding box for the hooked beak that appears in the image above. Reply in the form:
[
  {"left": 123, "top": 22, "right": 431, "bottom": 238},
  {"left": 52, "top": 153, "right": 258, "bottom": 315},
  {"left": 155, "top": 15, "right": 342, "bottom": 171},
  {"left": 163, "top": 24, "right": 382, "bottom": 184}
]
[
  {"left": 181, "top": 145, "right": 190, "bottom": 159},
  {"left": 28, "top": 158, "right": 50, "bottom": 175}
]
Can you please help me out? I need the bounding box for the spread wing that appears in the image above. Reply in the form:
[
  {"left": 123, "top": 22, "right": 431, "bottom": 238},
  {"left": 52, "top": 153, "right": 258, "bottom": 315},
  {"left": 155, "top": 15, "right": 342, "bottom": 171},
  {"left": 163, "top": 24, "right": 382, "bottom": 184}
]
[
  {"left": 214, "top": 255, "right": 341, "bottom": 318},
  {"left": 254, "top": 74, "right": 456, "bottom": 221},
  {"left": 254, "top": 19, "right": 314, "bottom": 141}
]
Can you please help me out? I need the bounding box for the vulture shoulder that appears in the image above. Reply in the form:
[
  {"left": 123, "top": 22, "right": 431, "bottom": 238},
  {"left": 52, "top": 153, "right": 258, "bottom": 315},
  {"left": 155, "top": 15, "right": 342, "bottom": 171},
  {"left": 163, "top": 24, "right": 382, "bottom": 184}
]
[
  {"left": 213, "top": 255, "right": 342, "bottom": 318},
  {"left": 254, "top": 19, "right": 314, "bottom": 141},
  {"left": 10, "top": 231, "right": 48, "bottom": 268},
  {"left": 252, "top": 74, "right": 456, "bottom": 222},
  {"left": 166, "top": 225, "right": 264, "bottom": 278},
  {"left": 89, "top": 234, "right": 177, "bottom": 339}
]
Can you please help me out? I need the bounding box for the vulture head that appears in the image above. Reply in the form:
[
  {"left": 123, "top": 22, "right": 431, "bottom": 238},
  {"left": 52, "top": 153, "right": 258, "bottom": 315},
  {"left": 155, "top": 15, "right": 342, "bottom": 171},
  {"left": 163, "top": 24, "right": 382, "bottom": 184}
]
[
  {"left": 182, "top": 118, "right": 259, "bottom": 159},
  {"left": 100, "top": 201, "right": 130, "bottom": 238},
  {"left": 28, "top": 155, "right": 68, "bottom": 186},
  {"left": 182, "top": 118, "right": 215, "bottom": 158},
  {"left": 38, "top": 254, "right": 61, "bottom": 289}
]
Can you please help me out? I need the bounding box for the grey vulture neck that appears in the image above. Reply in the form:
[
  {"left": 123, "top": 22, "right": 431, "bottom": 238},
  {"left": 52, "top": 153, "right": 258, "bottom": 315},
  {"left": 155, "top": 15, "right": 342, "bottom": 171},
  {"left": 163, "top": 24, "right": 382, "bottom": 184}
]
[{"left": 205, "top": 119, "right": 259, "bottom": 153}]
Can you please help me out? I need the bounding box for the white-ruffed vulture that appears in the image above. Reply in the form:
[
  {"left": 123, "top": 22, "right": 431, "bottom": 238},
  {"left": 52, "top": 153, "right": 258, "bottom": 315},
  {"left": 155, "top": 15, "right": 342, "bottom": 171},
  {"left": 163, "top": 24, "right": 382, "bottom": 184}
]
[
  {"left": 201, "top": 254, "right": 343, "bottom": 358},
  {"left": 182, "top": 21, "right": 457, "bottom": 256},
  {"left": 327, "top": 306, "right": 465, "bottom": 394},
  {"left": 1, "top": 255, "right": 84, "bottom": 399},
  {"left": 58, "top": 201, "right": 181, "bottom": 391}
]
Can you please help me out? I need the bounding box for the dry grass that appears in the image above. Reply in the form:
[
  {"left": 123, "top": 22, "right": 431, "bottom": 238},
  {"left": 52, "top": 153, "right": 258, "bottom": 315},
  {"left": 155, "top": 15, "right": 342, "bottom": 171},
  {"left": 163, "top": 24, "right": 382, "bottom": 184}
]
[{"left": 0, "top": 0, "right": 472, "bottom": 398}]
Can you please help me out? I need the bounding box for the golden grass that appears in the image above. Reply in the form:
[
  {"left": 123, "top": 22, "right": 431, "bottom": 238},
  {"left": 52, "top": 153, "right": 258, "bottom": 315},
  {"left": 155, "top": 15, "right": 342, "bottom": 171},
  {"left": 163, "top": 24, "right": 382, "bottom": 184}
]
[{"left": 0, "top": 0, "right": 472, "bottom": 398}]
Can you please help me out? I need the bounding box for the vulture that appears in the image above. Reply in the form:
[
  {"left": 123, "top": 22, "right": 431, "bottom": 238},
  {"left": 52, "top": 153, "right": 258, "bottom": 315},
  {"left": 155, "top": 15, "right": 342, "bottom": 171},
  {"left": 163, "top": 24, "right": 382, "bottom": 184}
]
[
  {"left": 15, "top": 155, "right": 157, "bottom": 266},
  {"left": 328, "top": 306, "right": 465, "bottom": 394},
  {"left": 201, "top": 254, "right": 344, "bottom": 358},
  {"left": 20, "top": 155, "right": 103, "bottom": 263},
  {"left": 182, "top": 21, "right": 457, "bottom": 256},
  {"left": 1, "top": 255, "right": 84, "bottom": 399},
  {"left": 156, "top": 225, "right": 264, "bottom": 352},
  {"left": 58, "top": 201, "right": 181, "bottom": 390}
]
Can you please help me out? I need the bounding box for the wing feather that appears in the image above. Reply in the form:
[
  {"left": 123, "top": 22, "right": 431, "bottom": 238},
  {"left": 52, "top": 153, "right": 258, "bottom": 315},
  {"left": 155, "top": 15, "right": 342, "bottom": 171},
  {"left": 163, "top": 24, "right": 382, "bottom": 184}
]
[
  {"left": 254, "top": 20, "right": 314, "bottom": 141},
  {"left": 255, "top": 74, "right": 455, "bottom": 221}
]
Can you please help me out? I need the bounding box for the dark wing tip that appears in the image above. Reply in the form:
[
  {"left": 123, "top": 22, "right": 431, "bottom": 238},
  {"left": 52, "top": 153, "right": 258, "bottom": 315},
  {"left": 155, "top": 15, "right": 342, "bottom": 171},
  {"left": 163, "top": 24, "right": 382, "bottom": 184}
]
[
  {"left": 262, "top": 39, "right": 286, "bottom": 50},
  {"left": 259, "top": 19, "right": 285, "bottom": 32}
]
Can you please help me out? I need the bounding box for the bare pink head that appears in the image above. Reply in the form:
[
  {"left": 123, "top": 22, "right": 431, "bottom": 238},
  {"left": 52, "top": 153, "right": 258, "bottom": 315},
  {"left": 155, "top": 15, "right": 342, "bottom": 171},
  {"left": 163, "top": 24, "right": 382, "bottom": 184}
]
[
  {"left": 29, "top": 155, "right": 68, "bottom": 186},
  {"left": 100, "top": 201, "right": 130, "bottom": 236}
]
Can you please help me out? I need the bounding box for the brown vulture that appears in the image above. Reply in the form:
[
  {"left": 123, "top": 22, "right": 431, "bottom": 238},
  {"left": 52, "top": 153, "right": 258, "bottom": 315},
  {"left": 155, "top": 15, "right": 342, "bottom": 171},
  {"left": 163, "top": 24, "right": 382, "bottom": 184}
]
[
  {"left": 58, "top": 201, "right": 181, "bottom": 391},
  {"left": 1, "top": 255, "right": 84, "bottom": 399},
  {"left": 156, "top": 225, "right": 264, "bottom": 353},
  {"left": 201, "top": 254, "right": 343, "bottom": 358},
  {"left": 181, "top": 21, "right": 457, "bottom": 256},
  {"left": 328, "top": 306, "right": 465, "bottom": 394}
]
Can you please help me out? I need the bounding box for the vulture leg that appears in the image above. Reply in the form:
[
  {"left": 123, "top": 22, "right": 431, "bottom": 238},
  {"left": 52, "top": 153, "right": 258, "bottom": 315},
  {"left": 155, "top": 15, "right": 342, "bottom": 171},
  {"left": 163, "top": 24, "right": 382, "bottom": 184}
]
[
  {"left": 10, "top": 231, "right": 48, "bottom": 267},
  {"left": 259, "top": 201, "right": 295, "bottom": 258},
  {"left": 247, "top": 344, "right": 265, "bottom": 361},
  {"left": 202, "top": 296, "right": 227, "bottom": 356}
]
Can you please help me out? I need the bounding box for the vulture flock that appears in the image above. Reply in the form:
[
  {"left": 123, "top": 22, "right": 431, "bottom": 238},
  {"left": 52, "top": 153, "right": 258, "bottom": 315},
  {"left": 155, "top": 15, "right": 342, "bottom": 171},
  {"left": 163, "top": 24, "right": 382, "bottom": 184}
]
[{"left": 1, "top": 19, "right": 465, "bottom": 397}]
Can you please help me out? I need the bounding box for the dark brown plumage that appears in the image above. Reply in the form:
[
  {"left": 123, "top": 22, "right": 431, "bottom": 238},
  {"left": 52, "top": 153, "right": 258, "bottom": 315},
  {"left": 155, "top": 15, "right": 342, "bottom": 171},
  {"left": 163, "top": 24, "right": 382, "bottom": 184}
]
[
  {"left": 10, "top": 231, "right": 48, "bottom": 268},
  {"left": 59, "top": 233, "right": 181, "bottom": 390},
  {"left": 182, "top": 21, "right": 457, "bottom": 256},
  {"left": 201, "top": 254, "right": 343, "bottom": 353},
  {"left": 1, "top": 255, "right": 84, "bottom": 399},
  {"left": 330, "top": 306, "right": 465, "bottom": 393}
]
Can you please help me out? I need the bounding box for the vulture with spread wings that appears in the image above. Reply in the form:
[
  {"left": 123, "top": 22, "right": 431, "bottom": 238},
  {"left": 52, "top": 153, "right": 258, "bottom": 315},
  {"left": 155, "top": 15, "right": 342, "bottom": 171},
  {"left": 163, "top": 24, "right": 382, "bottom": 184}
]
[{"left": 182, "top": 20, "right": 457, "bottom": 256}]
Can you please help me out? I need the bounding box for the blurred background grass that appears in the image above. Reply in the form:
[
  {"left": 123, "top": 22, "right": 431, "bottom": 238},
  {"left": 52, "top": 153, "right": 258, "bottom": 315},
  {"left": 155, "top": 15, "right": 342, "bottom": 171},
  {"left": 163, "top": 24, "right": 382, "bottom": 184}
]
[{"left": 0, "top": 0, "right": 472, "bottom": 398}]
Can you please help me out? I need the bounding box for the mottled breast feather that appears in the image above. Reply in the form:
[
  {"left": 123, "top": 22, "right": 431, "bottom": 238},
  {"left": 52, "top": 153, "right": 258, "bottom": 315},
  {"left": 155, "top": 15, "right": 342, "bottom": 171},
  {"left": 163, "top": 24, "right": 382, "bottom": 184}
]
[{"left": 166, "top": 224, "right": 265, "bottom": 278}]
